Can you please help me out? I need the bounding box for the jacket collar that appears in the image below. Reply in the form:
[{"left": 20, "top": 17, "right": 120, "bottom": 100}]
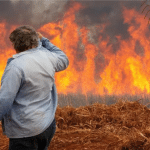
[{"left": 13, "top": 40, "right": 42, "bottom": 59}]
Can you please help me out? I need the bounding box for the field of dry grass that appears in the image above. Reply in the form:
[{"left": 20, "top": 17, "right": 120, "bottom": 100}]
[{"left": 1, "top": 97, "right": 150, "bottom": 149}]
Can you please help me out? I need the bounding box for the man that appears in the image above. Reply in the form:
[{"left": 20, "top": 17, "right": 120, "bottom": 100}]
[{"left": 0, "top": 25, "right": 69, "bottom": 150}]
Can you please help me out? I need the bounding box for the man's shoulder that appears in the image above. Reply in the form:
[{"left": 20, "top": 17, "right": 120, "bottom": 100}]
[
  {"left": 6, "top": 57, "right": 23, "bottom": 72},
  {"left": 7, "top": 58, "right": 14, "bottom": 66}
]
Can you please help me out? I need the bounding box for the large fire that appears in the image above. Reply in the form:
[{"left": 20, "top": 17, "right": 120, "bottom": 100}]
[{"left": 0, "top": 3, "right": 150, "bottom": 95}]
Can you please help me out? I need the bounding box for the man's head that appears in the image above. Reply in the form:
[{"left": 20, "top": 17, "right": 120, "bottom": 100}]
[{"left": 9, "top": 25, "right": 39, "bottom": 53}]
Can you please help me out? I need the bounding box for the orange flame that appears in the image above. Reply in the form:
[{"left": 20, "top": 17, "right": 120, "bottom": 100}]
[
  {"left": 0, "top": 3, "right": 150, "bottom": 95},
  {"left": 0, "top": 22, "right": 16, "bottom": 79}
]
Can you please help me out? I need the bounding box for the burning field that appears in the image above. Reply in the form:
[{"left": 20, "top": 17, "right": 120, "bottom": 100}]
[
  {"left": 1, "top": 99, "right": 150, "bottom": 149},
  {"left": 1, "top": 1, "right": 150, "bottom": 149}
]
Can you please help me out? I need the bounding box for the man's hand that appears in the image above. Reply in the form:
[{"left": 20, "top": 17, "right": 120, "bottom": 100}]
[{"left": 37, "top": 32, "right": 43, "bottom": 40}]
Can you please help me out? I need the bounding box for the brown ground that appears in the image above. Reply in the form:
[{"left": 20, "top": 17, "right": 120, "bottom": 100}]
[{"left": 1, "top": 99, "right": 150, "bottom": 150}]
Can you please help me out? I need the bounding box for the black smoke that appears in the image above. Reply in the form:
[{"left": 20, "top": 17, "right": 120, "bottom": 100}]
[
  {"left": 0, "top": 1, "right": 143, "bottom": 33},
  {"left": 76, "top": 1, "right": 142, "bottom": 41},
  {"left": 0, "top": 0, "right": 69, "bottom": 29}
]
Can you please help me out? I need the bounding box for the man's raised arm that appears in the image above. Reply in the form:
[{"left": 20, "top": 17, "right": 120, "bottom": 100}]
[{"left": 37, "top": 32, "right": 69, "bottom": 72}]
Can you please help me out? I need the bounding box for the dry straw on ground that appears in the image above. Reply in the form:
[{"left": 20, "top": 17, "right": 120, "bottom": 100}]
[{"left": 1, "top": 99, "right": 150, "bottom": 149}]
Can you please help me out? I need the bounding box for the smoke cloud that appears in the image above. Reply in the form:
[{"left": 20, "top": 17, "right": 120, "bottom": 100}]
[
  {"left": 0, "top": 1, "right": 143, "bottom": 33},
  {"left": 0, "top": 0, "right": 69, "bottom": 29},
  {"left": 76, "top": 1, "right": 142, "bottom": 40}
]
